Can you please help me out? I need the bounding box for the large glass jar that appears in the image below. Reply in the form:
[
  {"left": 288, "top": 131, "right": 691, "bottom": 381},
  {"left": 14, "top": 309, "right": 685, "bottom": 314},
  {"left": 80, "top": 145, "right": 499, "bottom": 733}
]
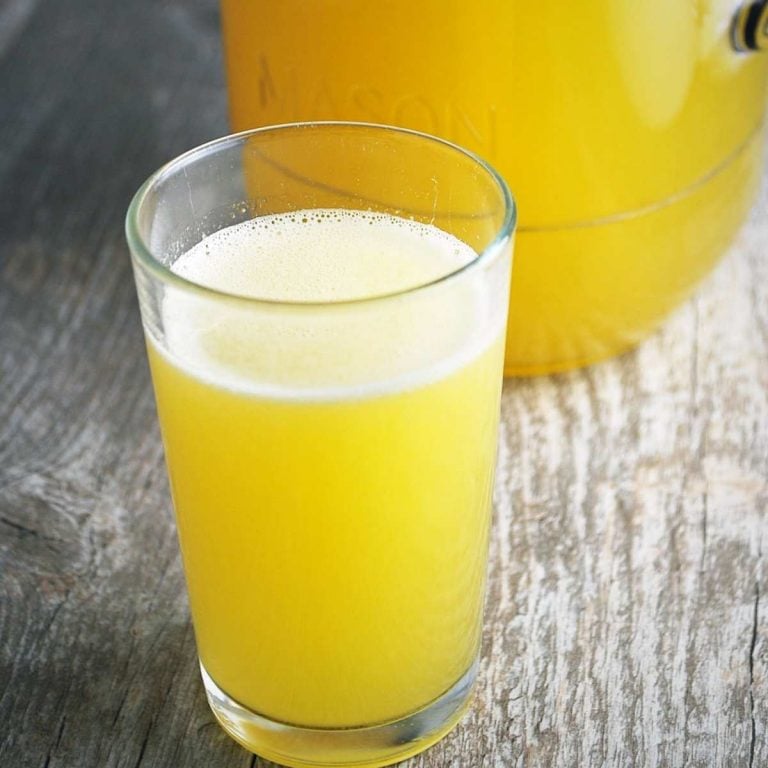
[{"left": 221, "top": 0, "right": 768, "bottom": 374}]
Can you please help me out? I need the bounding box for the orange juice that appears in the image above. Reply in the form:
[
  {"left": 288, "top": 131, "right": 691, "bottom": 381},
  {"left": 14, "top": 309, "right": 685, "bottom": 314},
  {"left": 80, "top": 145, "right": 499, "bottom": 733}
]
[
  {"left": 221, "top": 0, "right": 768, "bottom": 373},
  {"left": 145, "top": 210, "right": 507, "bottom": 763}
]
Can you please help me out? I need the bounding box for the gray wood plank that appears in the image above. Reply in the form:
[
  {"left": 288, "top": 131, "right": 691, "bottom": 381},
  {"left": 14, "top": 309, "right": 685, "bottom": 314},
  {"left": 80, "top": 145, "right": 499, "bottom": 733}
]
[
  {"left": 0, "top": 0, "right": 40, "bottom": 56},
  {"left": 0, "top": 2, "right": 235, "bottom": 767},
  {"left": 484, "top": 205, "right": 768, "bottom": 767},
  {"left": 1, "top": 1, "right": 766, "bottom": 766}
]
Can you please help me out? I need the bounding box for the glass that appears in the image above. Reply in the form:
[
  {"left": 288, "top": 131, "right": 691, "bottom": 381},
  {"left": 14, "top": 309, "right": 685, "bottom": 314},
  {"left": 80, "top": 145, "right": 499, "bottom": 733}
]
[
  {"left": 126, "top": 123, "right": 515, "bottom": 767},
  {"left": 221, "top": 0, "right": 768, "bottom": 375}
]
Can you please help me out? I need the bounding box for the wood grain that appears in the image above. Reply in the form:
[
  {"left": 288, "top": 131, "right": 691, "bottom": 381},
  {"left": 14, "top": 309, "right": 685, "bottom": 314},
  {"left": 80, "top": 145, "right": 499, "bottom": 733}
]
[{"left": 1, "top": 1, "right": 766, "bottom": 766}]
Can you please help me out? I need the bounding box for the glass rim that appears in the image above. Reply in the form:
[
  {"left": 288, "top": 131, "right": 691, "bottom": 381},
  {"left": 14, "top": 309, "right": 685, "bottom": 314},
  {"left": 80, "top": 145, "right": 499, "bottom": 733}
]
[{"left": 125, "top": 121, "right": 516, "bottom": 309}]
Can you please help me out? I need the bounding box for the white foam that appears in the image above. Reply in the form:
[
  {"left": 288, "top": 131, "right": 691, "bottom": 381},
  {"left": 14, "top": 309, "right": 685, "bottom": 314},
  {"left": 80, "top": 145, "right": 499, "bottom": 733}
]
[
  {"left": 172, "top": 209, "right": 476, "bottom": 302},
  {"left": 156, "top": 209, "right": 504, "bottom": 400}
]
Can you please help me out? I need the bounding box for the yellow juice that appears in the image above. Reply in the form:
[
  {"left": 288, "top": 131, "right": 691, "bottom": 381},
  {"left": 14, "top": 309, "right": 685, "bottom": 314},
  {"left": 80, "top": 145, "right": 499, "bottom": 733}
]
[
  {"left": 221, "top": 0, "right": 768, "bottom": 373},
  {"left": 145, "top": 210, "right": 506, "bottom": 761}
]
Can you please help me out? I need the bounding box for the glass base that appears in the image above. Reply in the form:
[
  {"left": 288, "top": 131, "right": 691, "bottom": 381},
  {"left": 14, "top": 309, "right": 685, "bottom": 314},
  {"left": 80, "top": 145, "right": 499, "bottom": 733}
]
[{"left": 201, "top": 660, "right": 478, "bottom": 768}]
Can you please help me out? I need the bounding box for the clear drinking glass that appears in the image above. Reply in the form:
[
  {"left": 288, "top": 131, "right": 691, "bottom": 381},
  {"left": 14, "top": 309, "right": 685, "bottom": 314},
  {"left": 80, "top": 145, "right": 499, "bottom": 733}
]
[{"left": 126, "top": 123, "right": 515, "bottom": 768}]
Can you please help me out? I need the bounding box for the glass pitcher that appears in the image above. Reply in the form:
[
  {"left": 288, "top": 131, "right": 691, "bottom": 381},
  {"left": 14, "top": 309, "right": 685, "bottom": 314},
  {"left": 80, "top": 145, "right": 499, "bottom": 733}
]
[{"left": 221, "top": 0, "right": 768, "bottom": 374}]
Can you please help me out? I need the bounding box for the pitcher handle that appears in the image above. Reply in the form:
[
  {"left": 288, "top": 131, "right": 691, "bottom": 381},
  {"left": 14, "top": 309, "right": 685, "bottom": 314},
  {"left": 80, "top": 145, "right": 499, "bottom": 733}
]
[{"left": 732, "top": 0, "right": 768, "bottom": 51}]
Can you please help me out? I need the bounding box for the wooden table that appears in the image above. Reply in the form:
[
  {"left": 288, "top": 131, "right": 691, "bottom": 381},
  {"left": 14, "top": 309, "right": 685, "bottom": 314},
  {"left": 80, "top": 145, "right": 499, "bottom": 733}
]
[{"left": 1, "top": 2, "right": 766, "bottom": 766}]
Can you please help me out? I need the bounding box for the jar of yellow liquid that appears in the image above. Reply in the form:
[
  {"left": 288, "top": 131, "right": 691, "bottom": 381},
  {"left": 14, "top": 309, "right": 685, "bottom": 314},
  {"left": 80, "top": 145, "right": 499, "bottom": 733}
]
[{"left": 221, "top": 0, "right": 768, "bottom": 375}]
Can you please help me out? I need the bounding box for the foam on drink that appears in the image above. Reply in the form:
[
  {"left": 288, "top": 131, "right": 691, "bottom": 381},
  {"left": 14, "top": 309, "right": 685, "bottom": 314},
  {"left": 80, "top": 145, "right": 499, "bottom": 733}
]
[
  {"left": 158, "top": 209, "right": 503, "bottom": 399},
  {"left": 171, "top": 208, "right": 474, "bottom": 301}
]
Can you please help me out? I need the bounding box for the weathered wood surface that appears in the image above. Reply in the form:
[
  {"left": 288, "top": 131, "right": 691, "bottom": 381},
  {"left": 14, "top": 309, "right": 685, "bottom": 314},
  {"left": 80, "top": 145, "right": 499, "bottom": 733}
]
[{"left": 1, "top": 1, "right": 766, "bottom": 766}]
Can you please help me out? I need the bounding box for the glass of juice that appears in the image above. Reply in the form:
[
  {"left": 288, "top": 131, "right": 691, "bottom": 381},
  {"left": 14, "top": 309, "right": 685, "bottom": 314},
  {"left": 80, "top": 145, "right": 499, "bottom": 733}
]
[{"left": 126, "top": 123, "right": 515, "bottom": 767}]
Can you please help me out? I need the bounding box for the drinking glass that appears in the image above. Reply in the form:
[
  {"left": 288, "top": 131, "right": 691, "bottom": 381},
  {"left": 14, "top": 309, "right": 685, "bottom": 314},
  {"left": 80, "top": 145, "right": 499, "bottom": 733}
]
[{"left": 126, "top": 123, "right": 515, "bottom": 767}]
